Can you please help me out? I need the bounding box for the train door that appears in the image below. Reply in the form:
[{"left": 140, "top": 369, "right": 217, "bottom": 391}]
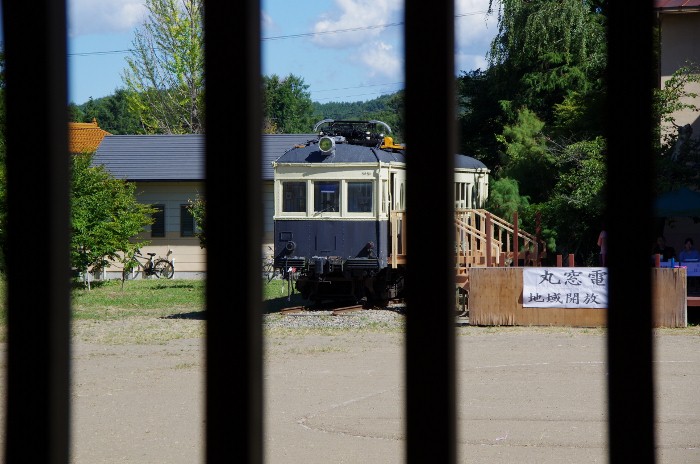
[
  {"left": 389, "top": 172, "right": 395, "bottom": 214},
  {"left": 389, "top": 171, "right": 405, "bottom": 257}
]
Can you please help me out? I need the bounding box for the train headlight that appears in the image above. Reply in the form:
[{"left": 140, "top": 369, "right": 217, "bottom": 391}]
[{"left": 319, "top": 136, "right": 335, "bottom": 153}]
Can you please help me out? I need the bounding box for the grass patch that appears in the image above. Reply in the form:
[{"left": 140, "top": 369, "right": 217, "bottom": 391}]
[
  {"left": 262, "top": 278, "right": 307, "bottom": 313},
  {"left": 72, "top": 279, "right": 205, "bottom": 319},
  {"left": 0, "top": 277, "right": 696, "bottom": 344},
  {"left": 0, "top": 278, "right": 307, "bottom": 344}
]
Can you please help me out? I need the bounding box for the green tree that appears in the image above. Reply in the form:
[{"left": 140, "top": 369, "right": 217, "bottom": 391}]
[
  {"left": 457, "top": 69, "right": 503, "bottom": 169},
  {"left": 75, "top": 90, "right": 143, "bottom": 134},
  {"left": 653, "top": 62, "right": 700, "bottom": 193},
  {"left": 486, "top": 177, "right": 529, "bottom": 221},
  {"left": 495, "top": 108, "right": 557, "bottom": 204},
  {"left": 537, "top": 137, "right": 606, "bottom": 263},
  {"left": 71, "top": 153, "right": 155, "bottom": 287},
  {"left": 122, "top": 0, "right": 204, "bottom": 134},
  {"left": 456, "top": 1, "right": 608, "bottom": 263},
  {"left": 312, "top": 91, "right": 405, "bottom": 142},
  {"left": 487, "top": 0, "right": 606, "bottom": 123},
  {"left": 186, "top": 193, "right": 206, "bottom": 249},
  {"left": 263, "top": 74, "right": 315, "bottom": 133}
]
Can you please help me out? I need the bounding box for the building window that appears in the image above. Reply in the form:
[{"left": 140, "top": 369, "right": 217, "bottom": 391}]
[
  {"left": 180, "top": 204, "right": 195, "bottom": 237},
  {"left": 151, "top": 204, "right": 165, "bottom": 237},
  {"left": 282, "top": 181, "right": 306, "bottom": 212}
]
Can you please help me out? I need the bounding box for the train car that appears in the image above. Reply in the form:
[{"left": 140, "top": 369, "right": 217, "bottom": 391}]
[{"left": 271, "top": 119, "right": 489, "bottom": 307}]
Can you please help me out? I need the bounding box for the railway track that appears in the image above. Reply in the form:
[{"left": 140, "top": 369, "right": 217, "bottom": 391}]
[
  {"left": 280, "top": 299, "right": 406, "bottom": 316},
  {"left": 280, "top": 304, "right": 364, "bottom": 315}
]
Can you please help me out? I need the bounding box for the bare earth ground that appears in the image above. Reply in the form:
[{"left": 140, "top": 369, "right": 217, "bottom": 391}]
[{"left": 0, "top": 314, "right": 699, "bottom": 463}]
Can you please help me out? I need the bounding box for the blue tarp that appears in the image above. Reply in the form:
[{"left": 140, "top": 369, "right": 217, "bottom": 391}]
[{"left": 654, "top": 187, "right": 700, "bottom": 217}]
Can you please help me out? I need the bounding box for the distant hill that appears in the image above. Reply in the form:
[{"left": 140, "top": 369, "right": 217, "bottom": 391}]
[
  {"left": 313, "top": 91, "right": 404, "bottom": 142},
  {"left": 71, "top": 89, "right": 405, "bottom": 141}
]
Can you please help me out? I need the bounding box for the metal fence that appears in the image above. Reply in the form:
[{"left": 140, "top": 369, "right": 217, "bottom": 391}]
[{"left": 2, "top": 1, "right": 656, "bottom": 462}]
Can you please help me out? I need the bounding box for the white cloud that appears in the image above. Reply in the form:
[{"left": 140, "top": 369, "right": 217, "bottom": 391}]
[
  {"left": 261, "top": 11, "right": 274, "bottom": 34},
  {"left": 68, "top": 0, "right": 147, "bottom": 37},
  {"left": 354, "top": 41, "right": 403, "bottom": 80},
  {"left": 454, "top": 0, "right": 497, "bottom": 73},
  {"left": 456, "top": 0, "right": 496, "bottom": 40},
  {"left": 310, "top": 0, "right": 496, "bottom": 79},
  {"left": 455, "top": 51, "right": 489, "bottom": 75},
  {"left": 311, "top": 0, "right": 403, "bottom": 48}
]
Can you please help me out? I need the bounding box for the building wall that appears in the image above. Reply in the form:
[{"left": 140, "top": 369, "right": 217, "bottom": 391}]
[
  {"left": 659, "top": 12, "right": 700, "bottom": 138},
  {"left": 99, "top": 181, "right": 206, "bottom": 279},
  {"left": 263, "top": 180, "right": 274, "bottom": 244},
  {"left": 98, "top": 180, "right": 277, "bottom": 279}
]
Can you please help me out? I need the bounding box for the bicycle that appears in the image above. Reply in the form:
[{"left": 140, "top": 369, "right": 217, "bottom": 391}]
[
  {"left": 263, "top": 245, "right": 279, "bottom": 282},
  {"left": 123, "top": 249, "right": 175, "bottom": 280}
]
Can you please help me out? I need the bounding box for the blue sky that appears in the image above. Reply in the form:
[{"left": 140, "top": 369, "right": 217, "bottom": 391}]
[{"left": 67, "top": 0, "right": 499, "bottom": 105}]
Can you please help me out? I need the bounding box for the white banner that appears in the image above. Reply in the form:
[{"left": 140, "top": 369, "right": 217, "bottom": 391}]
[{"left": 523, "top": 268, "right": 608, "bottom": 308}]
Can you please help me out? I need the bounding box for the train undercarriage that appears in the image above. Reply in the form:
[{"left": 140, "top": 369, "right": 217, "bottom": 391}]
[{"left": 293, "top": 264, "right": 405, "bottom": 308}]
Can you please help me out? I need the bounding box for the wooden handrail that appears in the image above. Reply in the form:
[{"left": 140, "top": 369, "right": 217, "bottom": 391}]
[{"left": 389, "top": 208, "right": 543, "bottom": 269}]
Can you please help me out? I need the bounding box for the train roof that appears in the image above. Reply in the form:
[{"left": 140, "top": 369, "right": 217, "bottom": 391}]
[
  {"left": 274, "top": 139, "right": 406, "bottom": 164},
  {"left": 274, "top": 141, "right": 488, "bottom": 171},
  {"left": 454, "top": 154, "right": 488, "bottom": 171},
  {"left": 272, "top": 120, "right": 490, "bottom": 171}
]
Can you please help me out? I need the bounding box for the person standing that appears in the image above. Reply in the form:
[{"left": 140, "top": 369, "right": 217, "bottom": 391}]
[
  {"left": 597, "top": 224, "right": 607, "bottom": 266},
  {"left": 651, "top": 235, "right": 676, "bottom": 263}
]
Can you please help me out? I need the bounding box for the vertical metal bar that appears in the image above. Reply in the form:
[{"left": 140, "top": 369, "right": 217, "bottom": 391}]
[
  {"left": 203, "top": 0, "right": 264, "bottom": 462},
  {"left": 3, "top": 1, "right": 72, "bottom": 462},
  {"left": 404, "top": 0, "right": 457, "bottom": 462},
  {"left": 606, "top": 2, "right": 656, "bottom": 462}
]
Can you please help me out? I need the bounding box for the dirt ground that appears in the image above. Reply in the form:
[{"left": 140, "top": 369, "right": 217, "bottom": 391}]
[{"left": 2, "top": 318, "right": 700, "bottom": 464}]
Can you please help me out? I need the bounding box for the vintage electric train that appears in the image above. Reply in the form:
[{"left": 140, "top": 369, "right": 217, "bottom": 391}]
[{"left": 271, "top": 119, "right": 489, "bottom": 306}]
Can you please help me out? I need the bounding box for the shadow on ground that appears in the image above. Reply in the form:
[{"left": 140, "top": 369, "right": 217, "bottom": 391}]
[{"left": 161, "top": 311, "right": 206, "bottom": 320}]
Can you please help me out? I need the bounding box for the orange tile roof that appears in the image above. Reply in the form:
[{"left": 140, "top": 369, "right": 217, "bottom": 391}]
[{"left": 69, "top": 118, "right": 111, "bottom": 154}]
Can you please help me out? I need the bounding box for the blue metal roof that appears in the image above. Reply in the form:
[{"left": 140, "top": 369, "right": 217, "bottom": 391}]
[
  {"left": 261, "top": 134, "right": 317, "bottom": 177},
  {"left": 92, "top": 134, "right": 488, "bottom": 180},
  {"left": 93, "top": 133, "right": 316, "bottom": 181},
  {"left": 93, "top": 135, "right": 204, "bottom": 181},
  {"left": 273, "top": 139, "right": 406, "bottom": 164},
  {"left": 455, "top": 154, "right": 488, "bottom": 170}
]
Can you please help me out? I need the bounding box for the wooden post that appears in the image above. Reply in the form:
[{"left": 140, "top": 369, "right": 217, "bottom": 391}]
[
  {"left": 654, "top": 253, "right": 661, "bottom": 268},
  {"left": 512, "top": 211, "right": 519, "bottom": 266},
  {"left": 485, "top": 212, "right": 493, "bottom": 267},
  {"left": 556, "top": 254, "right": 563, "bottom": 267},
  {"left": 568, "top": 253, "right": 575, "bottom": 267}
]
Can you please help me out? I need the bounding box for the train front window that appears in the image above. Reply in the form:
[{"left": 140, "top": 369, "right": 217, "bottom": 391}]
[
  {"left": 282, "top": 182, "right": 306, "bottom": 212},
  {"left": 347, "top": 182, "right": 373, "bottom": 213},
  {"left": 314, "top": 181, "right": 340, "bottom": 213}
]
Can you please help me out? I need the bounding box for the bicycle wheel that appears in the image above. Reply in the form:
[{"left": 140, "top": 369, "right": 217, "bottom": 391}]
[
  {"left": 155, "top": 259, "right": 174, "bottom": 279},
  {"left": 123, "top": 261, "right": 142, "bottom": 280}
]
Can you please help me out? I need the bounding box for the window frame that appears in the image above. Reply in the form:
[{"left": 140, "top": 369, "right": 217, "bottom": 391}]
[
  {"left": 180, "top": 204, "right": 195, "bottom": 237},
  {"left": 151, "top": 204, "right": 166, "bottom": 238}
]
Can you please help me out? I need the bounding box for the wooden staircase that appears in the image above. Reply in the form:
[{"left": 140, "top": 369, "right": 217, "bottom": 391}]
[
  {"left": 389, "top": 208, "right": 544, "bottom": 303},
  {"left": 453, "top": 209, "right": 543, "bottom": 300},
  {"left": 454, "top": 208, "right": 542, "bottom": 268}
]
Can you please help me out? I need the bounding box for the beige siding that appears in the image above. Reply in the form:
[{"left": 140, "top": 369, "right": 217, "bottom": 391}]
[
  {"left": 263, "top": 180, "right": 274, "bottom": 243},
  {"left": 131, "top": 181, "right": 206, "bottom": 275},
  {"left": 659, "top": 13, "right": 700, "bottom": 138}
]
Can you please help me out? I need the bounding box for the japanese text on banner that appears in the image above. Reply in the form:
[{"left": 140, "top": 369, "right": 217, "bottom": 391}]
[{"left": 523, "top": 268, "right": 608, "bottom": 308}]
